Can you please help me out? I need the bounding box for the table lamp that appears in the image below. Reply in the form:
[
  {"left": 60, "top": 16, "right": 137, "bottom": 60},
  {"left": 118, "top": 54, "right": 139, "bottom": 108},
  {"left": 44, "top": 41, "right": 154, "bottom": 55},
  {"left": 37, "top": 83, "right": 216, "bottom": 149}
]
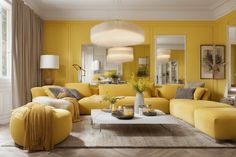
[{"left": 40, "top": 55, "right": 59, "bottom": 85}]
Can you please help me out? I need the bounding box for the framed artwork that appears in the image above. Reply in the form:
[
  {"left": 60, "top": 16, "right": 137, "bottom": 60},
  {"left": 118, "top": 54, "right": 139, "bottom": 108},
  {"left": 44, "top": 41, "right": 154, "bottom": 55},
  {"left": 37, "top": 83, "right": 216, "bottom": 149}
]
[{"left": 200, "top": 45, "right": 225, "bottom": 79}]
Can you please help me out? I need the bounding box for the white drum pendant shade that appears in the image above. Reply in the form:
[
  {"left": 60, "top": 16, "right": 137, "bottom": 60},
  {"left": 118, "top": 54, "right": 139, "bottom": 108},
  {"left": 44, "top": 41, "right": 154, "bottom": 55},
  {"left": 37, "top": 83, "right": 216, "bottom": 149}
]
[
  {"left": 156, "top": 49, "right": 171, "bottom": 64},
  {"left": 107, "top": 47, "right": 134, "bottom": 63},
  {"left": 91, "top": 20, "right": 145, "bottom": 47}
]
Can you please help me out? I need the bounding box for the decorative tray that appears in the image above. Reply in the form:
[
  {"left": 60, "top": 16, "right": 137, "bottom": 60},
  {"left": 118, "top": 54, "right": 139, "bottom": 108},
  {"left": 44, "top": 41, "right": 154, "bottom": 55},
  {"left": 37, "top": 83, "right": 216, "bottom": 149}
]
[
  {"left": 143, "top": 111, "right": 157, "bottom": 116},
  {"left": 102, "top": 109, "right": 112, "bottom": 113},
  {"left": 112, "top": 111, "right": 134, "bottom": 120}
]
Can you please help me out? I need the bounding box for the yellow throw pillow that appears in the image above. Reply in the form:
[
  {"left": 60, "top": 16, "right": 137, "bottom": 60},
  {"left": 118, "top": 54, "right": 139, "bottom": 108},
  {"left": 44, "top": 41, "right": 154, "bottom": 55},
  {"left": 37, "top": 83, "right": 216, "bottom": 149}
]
[
  {"left": 202, "top": 89, "right": 211, "bottom": 100},
  {"left": 194, "top": 87, "right": 206, "bottom": 100},
  {"left": 159, "top": 84, "right": 184, "bottom": 100},
  {"left": 153, "top": 88, "right": 160, "bottom": 97},
  {"left": 143, "top": 82, "right": 154, "bottom": 98}
]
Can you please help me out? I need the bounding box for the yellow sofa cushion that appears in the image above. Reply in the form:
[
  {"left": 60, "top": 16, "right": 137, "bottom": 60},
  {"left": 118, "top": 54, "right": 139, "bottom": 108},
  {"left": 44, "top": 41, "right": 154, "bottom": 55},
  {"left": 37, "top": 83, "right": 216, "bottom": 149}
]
[
  {"left": 78, "top": 95, "right": 110, "bottom": 115},
  {"left": 99, "top": 84, "right": 136, "bottom": 97},
  {"left": 159, "top": 84, "right": 184, "bottom": 100},
  {"left": 194, "top": 108, "right": 236, "bottom": 140},
  {"left": 65, "top": 83, "right": 92, "bottom": 97},
  {"left": 170, "top": 99, "right": 231, "bottom": 125},
  {"left": 194, "top": 87, "right": 206, "bottom": 100},
  {"left": 99, "top": 83, "right": 153, "bottom": 98}
]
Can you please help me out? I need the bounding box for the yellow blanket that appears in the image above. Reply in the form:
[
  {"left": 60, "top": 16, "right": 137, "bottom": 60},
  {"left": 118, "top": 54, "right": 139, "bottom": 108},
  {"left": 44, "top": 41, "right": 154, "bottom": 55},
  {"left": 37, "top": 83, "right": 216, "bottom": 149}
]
[
  {"left": 23, "top": 102, "right": 54, "bottom": 151},
  {"left": 62, "top": 97, "right": 81, "bottom": 122}
]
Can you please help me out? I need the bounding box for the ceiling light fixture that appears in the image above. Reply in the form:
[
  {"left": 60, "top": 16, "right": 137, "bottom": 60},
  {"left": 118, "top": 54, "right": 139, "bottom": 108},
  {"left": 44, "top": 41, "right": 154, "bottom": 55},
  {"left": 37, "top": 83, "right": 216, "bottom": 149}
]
[
  {"left": 91, "top": 20, "right": 145, "bottom": 47},
  {"left": 156, "top": 49, "right": 171, "bottom": 64},
  {"left": 107, "top": 47, "right": 134, "bottom": 63}
]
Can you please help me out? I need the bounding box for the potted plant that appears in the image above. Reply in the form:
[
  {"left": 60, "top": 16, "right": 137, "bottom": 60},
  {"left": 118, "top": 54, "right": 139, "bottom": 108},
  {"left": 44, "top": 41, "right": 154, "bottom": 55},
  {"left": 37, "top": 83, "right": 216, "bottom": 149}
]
[
  {"left": 111, "top": 73, "right": 119, "bottom": 84},
  {"left": 130, "top": 75, "right": 148, "bottom": 114}
]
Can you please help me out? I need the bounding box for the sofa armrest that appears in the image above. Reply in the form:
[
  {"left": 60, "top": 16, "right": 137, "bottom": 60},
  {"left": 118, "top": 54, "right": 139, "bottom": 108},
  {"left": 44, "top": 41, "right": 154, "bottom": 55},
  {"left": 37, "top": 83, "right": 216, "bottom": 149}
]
[{"left": 31, "top": 87, "right": 47, "bottom": 99}]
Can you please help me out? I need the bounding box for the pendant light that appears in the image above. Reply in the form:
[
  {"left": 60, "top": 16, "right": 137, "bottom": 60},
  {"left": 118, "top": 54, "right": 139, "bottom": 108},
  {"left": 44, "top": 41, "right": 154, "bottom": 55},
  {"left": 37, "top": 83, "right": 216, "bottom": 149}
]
[
  {"left": 91, "top": 20, "right": 145, "bottom": 47},
  {"left": 107, "top": 47, "right": 134, "bottom": 63}
]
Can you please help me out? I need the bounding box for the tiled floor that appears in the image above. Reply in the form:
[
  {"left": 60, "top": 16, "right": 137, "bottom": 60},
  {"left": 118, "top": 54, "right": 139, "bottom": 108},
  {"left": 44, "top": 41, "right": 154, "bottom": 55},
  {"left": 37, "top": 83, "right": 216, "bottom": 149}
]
[{"left": 1, "top": 124, "right": 236, "bottom": 157}]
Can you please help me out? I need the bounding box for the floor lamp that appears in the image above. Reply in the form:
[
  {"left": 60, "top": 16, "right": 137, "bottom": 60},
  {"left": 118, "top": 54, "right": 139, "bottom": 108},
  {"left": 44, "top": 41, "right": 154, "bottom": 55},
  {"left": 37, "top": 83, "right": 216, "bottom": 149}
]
[{"left": 72, "top": 64, "right": 86, "bottom": 82}]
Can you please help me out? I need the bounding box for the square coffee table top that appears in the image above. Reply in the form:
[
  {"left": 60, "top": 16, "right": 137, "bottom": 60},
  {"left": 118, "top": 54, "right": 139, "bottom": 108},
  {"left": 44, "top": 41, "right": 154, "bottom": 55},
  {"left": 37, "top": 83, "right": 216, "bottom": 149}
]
[{"left": 91, "top": 109, "right": 178, "bottom": 125}]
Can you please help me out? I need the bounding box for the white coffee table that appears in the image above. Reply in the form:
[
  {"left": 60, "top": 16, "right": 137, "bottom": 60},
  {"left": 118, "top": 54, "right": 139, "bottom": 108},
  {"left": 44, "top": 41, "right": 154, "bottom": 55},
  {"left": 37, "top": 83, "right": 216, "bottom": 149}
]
[{"left": 91, "top": 109, "right": 179, "bottom": 132}]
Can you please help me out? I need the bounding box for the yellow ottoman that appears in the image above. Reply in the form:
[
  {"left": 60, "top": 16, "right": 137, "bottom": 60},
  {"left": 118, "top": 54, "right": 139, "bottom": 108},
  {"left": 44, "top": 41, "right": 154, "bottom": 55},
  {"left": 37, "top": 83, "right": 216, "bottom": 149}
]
[
  {"left": 10, "top": 108, "right": 72, "bottom": 147},
  {"left": 194, "top": 108, "right": 236, "bottom": 140}
]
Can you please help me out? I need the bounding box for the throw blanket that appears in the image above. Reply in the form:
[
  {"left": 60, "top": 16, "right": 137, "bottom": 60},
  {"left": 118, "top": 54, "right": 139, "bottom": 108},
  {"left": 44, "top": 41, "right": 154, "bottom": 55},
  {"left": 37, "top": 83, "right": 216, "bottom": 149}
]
[
  {"left": 33, "top": 96, "right": 80, "bottom": 122},
  {"left": 12, "top": 102, "right": 54, "bottom": 151},
  {"left": 62, "top": 97, "right": 80, "bottom": 122}
]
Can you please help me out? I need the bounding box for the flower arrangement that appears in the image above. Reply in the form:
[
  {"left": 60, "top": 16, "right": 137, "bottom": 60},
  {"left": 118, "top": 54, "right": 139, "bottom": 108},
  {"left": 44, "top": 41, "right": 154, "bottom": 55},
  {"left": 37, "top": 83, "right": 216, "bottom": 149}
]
[
  {"left": 129, "top": 74, "right": 148, "bottom": 93},
  {"left": 102, "top": 95, "right": 124, "bottom": 104}
]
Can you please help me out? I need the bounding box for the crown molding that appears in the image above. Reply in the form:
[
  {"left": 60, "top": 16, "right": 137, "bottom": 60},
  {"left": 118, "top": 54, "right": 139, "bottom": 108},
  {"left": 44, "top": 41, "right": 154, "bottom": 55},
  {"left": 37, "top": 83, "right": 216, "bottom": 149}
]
[
  {"left": 213, "top": 0, "right": 236, "bottom": 19},
  {"left": 23, "top": 0, "right": 236, "bottom": 21}
]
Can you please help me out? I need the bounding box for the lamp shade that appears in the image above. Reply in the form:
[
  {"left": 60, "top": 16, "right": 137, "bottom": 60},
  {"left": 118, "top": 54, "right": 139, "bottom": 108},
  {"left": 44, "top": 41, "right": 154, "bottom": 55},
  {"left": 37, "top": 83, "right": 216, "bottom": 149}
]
[
  {"left": 156, "top": 49, "right": 171, "bottom": 64},
  {"left": 91, "top": 20, "right": 145, "bottom": 47},
  {"left": 40, "top": 55, "right": 59, "bottom": 69},
  {"left": 107, "top": 47, "right": 134, "bottom": 63}
]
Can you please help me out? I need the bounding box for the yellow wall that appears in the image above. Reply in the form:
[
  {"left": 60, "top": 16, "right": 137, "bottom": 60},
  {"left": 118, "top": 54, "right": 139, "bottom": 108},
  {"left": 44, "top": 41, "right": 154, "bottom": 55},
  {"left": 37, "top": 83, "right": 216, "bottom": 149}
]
[
  {"left": 43, "top": 10, "right": 236, "bottom": 101},
  {"left": 122, "top": 45, "right": 150, "bottom": 80},
  {"left": 212, "top": 10, "right": 236, "bottom": 100},
  {"left": 170, "top": 50, "right": 185, "bottom": 81}
]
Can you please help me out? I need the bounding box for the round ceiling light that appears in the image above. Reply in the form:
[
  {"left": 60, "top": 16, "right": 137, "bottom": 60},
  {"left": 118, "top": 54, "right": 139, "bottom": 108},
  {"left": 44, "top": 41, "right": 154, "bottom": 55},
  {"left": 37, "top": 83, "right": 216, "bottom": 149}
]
[
  {"left": 91, "top": 20, "right": 145, "bottom": 47},
  {"left": 107, "top": 47, "right": 134, "bottom": 63},
  {"left": 156, "top": 49, "right": 171, "bottom": 64}
]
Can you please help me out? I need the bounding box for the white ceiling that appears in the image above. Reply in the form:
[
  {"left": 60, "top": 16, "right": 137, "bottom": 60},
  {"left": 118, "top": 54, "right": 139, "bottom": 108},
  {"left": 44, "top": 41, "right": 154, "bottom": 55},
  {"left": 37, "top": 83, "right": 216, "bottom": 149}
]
[
  {"left": 24, "top": 0, "right": 236, "bottom": 20},
  {"left": 156, "top": 36, "right": 185, "bottom": 50}
]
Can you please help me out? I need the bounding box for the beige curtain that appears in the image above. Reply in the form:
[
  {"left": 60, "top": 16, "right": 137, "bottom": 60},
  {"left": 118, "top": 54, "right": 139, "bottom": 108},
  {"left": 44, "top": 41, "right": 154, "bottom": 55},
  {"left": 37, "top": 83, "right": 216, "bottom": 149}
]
[{"left": 12, "top": 0, "right": 43, "bottom": 108}]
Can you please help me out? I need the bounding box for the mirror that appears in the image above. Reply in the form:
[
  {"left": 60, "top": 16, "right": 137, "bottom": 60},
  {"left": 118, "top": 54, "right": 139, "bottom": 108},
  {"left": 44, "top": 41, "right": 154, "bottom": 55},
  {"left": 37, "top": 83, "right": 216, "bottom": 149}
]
[
  {"left": 231, "top": 44, "right": 236, "bottom": 87},
  {"left": 227, "top": 26, "right": 236, "bottom": 91},
  {"left": 81, "top": 44, "right": 150, "bottom": 84},
  {"left": 155, "top": 35, "right": 186, "bottom": 85},
  {"left": 81, "top": 44, "right": 123, "bottom": 84}
]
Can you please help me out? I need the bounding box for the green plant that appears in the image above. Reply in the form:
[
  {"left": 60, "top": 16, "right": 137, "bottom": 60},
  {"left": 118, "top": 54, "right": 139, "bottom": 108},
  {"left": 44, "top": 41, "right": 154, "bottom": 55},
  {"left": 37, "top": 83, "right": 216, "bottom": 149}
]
[
  {"left": 111, "top": 73, "right": 119, "bottom": 79},
  {"left": 129, "top": 74, "right": 148, "bottom": 93},
  {"left": 137, "top": 66, "right": 148, "bottom": 77},
  {"left": 102, "top": 95, "right": 124, "bottom": 104}
]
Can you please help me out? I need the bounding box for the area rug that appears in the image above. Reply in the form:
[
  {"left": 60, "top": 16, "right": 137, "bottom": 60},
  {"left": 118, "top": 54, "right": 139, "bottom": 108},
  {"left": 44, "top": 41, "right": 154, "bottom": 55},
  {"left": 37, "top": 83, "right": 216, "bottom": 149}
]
[{"left": 55, "top": 116, "right": 236, "bottom": 148}]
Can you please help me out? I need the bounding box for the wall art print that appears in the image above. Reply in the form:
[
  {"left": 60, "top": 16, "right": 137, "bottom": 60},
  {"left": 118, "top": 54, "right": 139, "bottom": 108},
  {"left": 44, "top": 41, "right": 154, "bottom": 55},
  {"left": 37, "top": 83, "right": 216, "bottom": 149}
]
[{"left": 200, "top": 45, "right": 225, "bottom": 79}]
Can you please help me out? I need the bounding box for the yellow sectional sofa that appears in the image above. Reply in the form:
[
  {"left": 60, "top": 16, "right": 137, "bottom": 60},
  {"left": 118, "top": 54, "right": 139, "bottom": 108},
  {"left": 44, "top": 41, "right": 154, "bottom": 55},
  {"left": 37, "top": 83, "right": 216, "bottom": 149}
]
[
  {"left": 31, "top": 83, "right": 236, "bottom": 140},
  {"left": 76, "top": 83, "right": 170, "bottom": 114}
]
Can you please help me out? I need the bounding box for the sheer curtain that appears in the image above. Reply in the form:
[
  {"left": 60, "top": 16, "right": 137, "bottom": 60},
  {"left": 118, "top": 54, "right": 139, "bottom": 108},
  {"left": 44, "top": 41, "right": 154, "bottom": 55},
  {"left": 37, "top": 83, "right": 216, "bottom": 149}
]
[
  {"left": 0, "top": 0, "right": 12, "bottom": 124},
  {"left": 12, "top": 0, "right": 43, "bottom": 108}
]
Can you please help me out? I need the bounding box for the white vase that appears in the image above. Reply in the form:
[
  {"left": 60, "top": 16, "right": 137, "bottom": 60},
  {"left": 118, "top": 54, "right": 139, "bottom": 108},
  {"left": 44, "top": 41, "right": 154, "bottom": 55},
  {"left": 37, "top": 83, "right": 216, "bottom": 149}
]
[{"left": 134, "top": 92, "right": 144, "bottom": 114}]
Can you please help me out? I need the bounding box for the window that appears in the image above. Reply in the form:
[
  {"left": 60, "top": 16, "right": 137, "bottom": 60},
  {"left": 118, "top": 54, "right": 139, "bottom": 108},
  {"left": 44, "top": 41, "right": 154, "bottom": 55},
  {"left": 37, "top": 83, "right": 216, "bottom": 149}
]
[{"left": 0, "top": 0, "right": 11, "bottom": 80}]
